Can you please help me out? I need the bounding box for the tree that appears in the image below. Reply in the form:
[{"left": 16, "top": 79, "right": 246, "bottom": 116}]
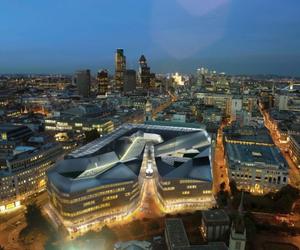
[
  {"left": 149, "top": 221, "right": 160, "bottom": 231},
  {"left": 229, "top": 180, "right": 238, "bottom": 196},
  {"left": 130, "top": 220, "right": 144, "bottom": 236},
  {"left": 220, "top": 182, "right": 226, "bottom": 191},
  {"left": 25, "top": 203, "right": 44, "bottom": 229},
  {"left": 99, "top": 225, "right": 117, "bottom": 242},
  {"left": 217, "top": 190, "right": 229, "bottom": 208}
]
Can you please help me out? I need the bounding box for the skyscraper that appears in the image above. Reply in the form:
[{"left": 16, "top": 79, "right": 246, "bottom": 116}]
[
  {"left": 74, "top": 69, "right": 91, "bottom": 98},
  {"left": 138, "top": 55, "right": 151, "bottom": 89},
  {"left": 97, "top": 69, "right": 109, "bottom": 95},
  {"left": 124, "top": 69, "right": 137, "bottom": 93},
  {"left": 115, "top": 49, "right": 126, "bottom": 92}
]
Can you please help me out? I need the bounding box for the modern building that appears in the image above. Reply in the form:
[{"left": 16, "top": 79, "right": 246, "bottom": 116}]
[
  {"left": 74, "top": 70, "right": 91, "bottom": 98},
  {"left": 0, "top": 124, "right": 33, "bottom": 143},
  {"left": 45, "top": 104, "right": 114, "bottom": 135},
  {"left": 47, "top": 124, "right": 214, "bottom": 232},
  {"left": 0, "top": 143, "right": 62, "bottom": 211},
  {"left": 201, "top": 209, "right": 230, "bottom": 242},
  {"left": 97, "top": 69, "right": 109, "bottom": 95},
  {"left": 45, "top": 116, "right": 114, "bottom": 135},
  {"left": 124, "top": 69, "right": 137, "bottom": 93},
  {"left": 225, "top": 143, "right": 289, "bottom": 194},
  {"left": 230, "top": 97, "right": 242, "bottom": 121},
  {"left": 115, "top": 49, "right": 126, "bottom": 92}
]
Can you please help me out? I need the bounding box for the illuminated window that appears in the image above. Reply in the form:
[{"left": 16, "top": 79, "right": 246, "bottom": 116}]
[{"left": 83, "top": 200, "right": 95, "bottom": 207}]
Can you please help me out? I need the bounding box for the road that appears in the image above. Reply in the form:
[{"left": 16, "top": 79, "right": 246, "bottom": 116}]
[
  {"left": 0, "top": 191, "right": 49, "bottom": 250},
  {"left": 126, "top": 95, "right": 177, "bottom": 124},
  {"left": 212, "top": 124, "right": 230, "bottom": 194},
  {"left": 260, "top": 105, "right": 300, "bottom": 189},
  {"left": 253, "top": 211, "right": 300, "bottom": 229}
]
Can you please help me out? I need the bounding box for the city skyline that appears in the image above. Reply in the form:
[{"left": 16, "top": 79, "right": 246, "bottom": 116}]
[{"left": 1, "top": 0, "right": 300, "bottom": 76}]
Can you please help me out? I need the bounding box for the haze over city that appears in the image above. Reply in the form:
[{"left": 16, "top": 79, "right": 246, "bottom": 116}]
[{"left": 1, "top": 0, "right": 300, "bottom": 75}]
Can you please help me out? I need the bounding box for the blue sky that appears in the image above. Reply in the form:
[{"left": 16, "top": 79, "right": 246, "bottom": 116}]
[{"left": 1, "top": 0, "right": 300, "bottom": 75}]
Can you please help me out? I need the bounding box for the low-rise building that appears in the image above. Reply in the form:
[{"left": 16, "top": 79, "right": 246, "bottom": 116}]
[
  {"left": 165, "top": 218, "right": 228, "bottom": 250},
  {"left": 225, "top": 143, "right": 289, "bottom": 194},
  {"left": 201, "top": 209, "right": 230, "bottom": 242},
  {"left": 114, "top": 240, "right": 152, "bottom": 250}
]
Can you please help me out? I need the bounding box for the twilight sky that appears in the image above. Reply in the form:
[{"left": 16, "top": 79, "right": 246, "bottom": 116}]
[{"left": 1, "top": 0, "right": 300, "bottom": 76}]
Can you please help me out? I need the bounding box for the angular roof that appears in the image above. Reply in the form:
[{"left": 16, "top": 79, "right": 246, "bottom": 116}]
[{"left": 48, "top": 124, "right": 212, "bottom": 194}]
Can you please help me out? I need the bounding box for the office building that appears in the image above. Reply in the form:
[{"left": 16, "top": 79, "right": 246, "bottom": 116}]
[
  {"left": 139, "top": 55, "right": 151, "bottom": 89},
  {"left": 74, "top": 70, "right": 91, "bottom": 98},
  {"left": 0, "top": 143, "right": 62, "bottom": 211},
  {"left": 225, "top": 143, "right": 289, "bottom": 194},
  {"left": 201, "top": 209, "right": 230, "bottom": 242},
  {"left": 0, "top": 124, "right": 33, "bottom": 143},
  {"left": 97, "top": 69, "right": 109, "bottom": 95},
  {"left": 165, "top": 218, "right": 228, "bottom": 250},
  {"left": 115, "top": 49, "right": 126, "bottom": 92},
  {"left": 47, "top": 124, "right": 214, "bottom": 231},
  {"left": 114, "top": 241, "right": 152, "bottom": 250},
  {"left": 124, "top": 69, "right": 137, "bottom": 93}
]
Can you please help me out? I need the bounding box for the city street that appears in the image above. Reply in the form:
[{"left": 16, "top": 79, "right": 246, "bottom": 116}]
[
  {"left": 0, "top": 191, "right": 49, "bottom": 250},
  {"left": 260, "top": 106, "right": 300, "bottom": 189},
  {"left": 212, "top": 124, "right": 230, "bottom": 194}
]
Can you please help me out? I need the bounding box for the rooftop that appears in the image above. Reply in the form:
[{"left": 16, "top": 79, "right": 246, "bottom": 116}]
[
  {"left": 165, "top": 218, "right": 190, "bottom": 248},
  {"left": 202, "top": 209, "right": 230, "bottom": 224},
  {"left": 48, "top": 124, "right": 212, "bottom": 194},
  {"left": 226, "top": 143, "right": 287, "bottom": 169}
]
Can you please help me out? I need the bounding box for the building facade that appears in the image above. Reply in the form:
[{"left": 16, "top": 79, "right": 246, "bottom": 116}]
[
  {"left": 97, "top": 69, "right": 109, "bottom": 95},
  {"left": 47, "top": 124, "right": 215, "bottom": 233},
  {"left": 0, "top": 143, "right": 62, "bottom": 211},
  {"left": 115, "top": 49, "right": 126, "bottom": 92},
  {"left": 225, "top": 143, "right": 289, "bottom": 194},
  {"left": 74, "top": 70, "right": 91, "bottom": 98}
]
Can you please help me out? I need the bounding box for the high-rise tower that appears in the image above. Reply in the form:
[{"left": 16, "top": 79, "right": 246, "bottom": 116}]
[
  {"left": 115, "top": 49, "right": 126, "bottom": 92},
  {"left": 139, "top": 55, "right": 151, "bottom": 89},
  {"left": 97, "top": 69, "right": 109, "bottom": 95},
  {"left": 74, "top": 69, "right": 91, "bottom": 98}
]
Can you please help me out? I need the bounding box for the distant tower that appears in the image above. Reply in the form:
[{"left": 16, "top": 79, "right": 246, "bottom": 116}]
[
  {"left": 139, "top": 55, "right": 151, "bottom": 89},
  {"left": 144, "top": 97, "right": 153, "bottom": 122},
  {"left": 272, "top": 82, "right": 275, "bottom": 95},
  {"left": 74, "top": 69, "right": 91, "bottom": 98},
  {"left": 229, "top": 192, "right": 246, "bottom": 250},
  {"left": 124, "top": 69, "right": 137, "bottom": 93},
  {"left": 115, "top": 49, "right": 126, "bottom": 92},
  {"left": 97, "top": 69, "right": 109, "bottom": 95}
]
